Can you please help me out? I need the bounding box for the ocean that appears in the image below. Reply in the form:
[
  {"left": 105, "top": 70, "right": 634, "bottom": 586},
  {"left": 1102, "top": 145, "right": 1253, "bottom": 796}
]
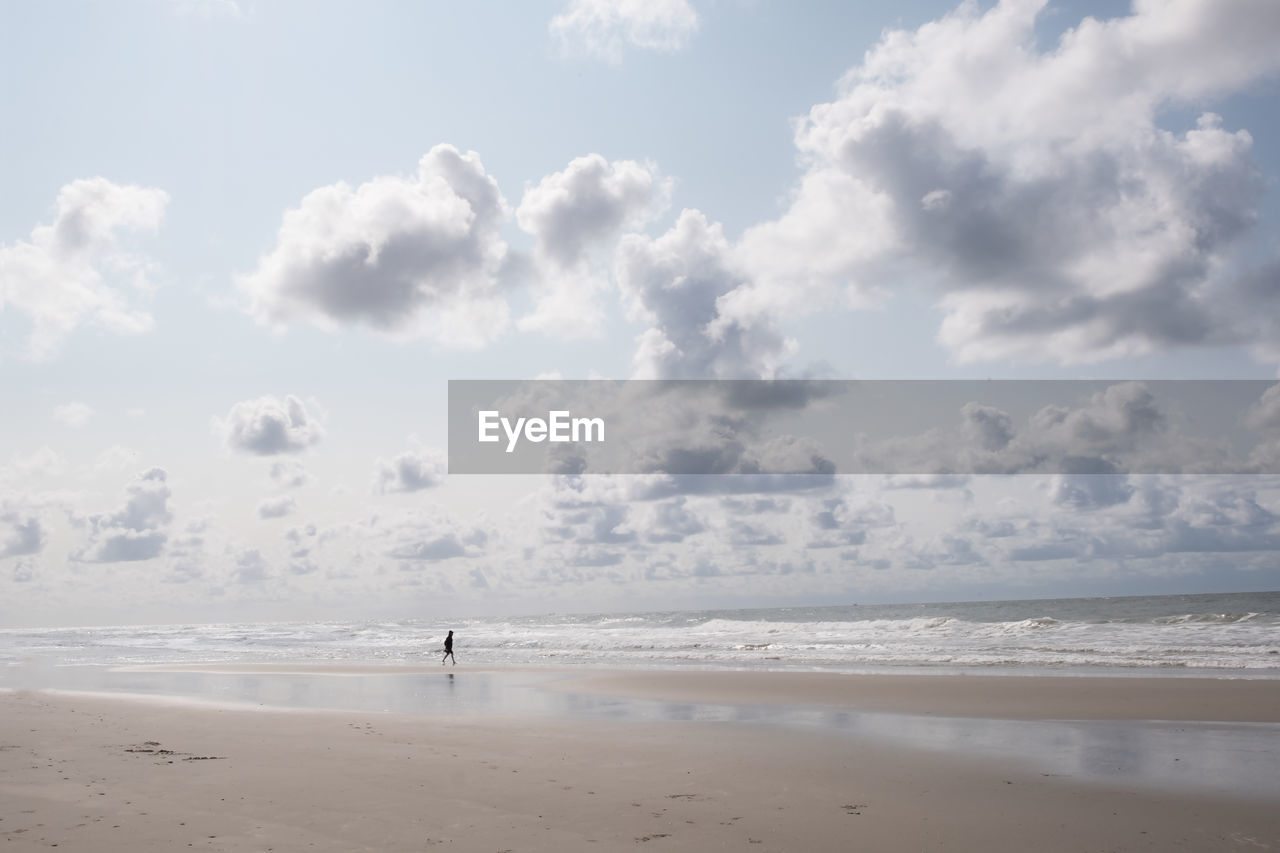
[{"left": 3, "top": 590, "right": 1277, "bottom": 676}]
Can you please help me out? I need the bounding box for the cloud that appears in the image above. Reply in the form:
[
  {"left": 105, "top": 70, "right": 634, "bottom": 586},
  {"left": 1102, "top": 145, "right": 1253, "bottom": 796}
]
[
  {"left": 550, "top": 0, "right": 698, "bottom": 63},
  {"left": 0, "top": 178, "right": 168, "bottom": 359},
  {"left": 635, "top": 498, "right": 705, "bottom": 543},
  {"left": 0, "top": 513, "right": 44, "bottom": 559},
  {"left": 257, "top": 495, "right": 297, "bottom": 519},
  {"left": 617, "top": 209, "right": 795, "bottom": 379},
  {"left": 76, "top": 468, "right": 172, "bottom": 562},
  {"left": 96, "top": 445, "right": 141, "bottom": 471},
  {"left": 373, "top": 448, "right": 445, "bottom": 494},
  {"left": 379, "top": 512, "right": 489, "bottom": 563},
  {"left": 52, "top": 402, "right": 94, "bottom": 428},
  {"left": 237, "top": 145, "right": 512, "bottom": 348},
  {"left": 269, "top": 460, "right": 311, "bottom": 489},
  {"left": 163, "top": 518, "right": 210, "bottom": 584},
  {"left": 234, "top": 548, "right": 270, "bottom": 584},
  {"left": 723, "top": 0, "right": 1280, "bottom": 365},
  {"left": 215, "top": 395, "right": 324, "bottom": 455},
  {"left": 516, "top": 154, "right": 667, "bottom": 337},
  {"left": 1049, "top": 474, "right": 1135, "bottom": 510},
  {"left": 1245, "top": 383, "right": 1280, "bottom": 432},
  {"left": 849, "top": 382, "right": 1221, "bottom": 475},
  {"left": 519, "top": 155, "right": 667, "bottom": 268},
  {"left": 3, "top": 447, "right": 64, "bottom": 481}
]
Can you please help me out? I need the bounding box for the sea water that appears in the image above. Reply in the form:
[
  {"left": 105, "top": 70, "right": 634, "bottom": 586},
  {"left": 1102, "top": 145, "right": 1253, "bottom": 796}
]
[{"left": 2, "top": 590, "right": 1277, "bottom": 674}]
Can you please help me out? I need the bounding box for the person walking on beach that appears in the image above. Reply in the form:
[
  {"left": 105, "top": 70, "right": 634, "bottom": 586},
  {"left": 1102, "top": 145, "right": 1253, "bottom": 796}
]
[{"left": 442, "top": 630, "right": 455, "bottom": 666}]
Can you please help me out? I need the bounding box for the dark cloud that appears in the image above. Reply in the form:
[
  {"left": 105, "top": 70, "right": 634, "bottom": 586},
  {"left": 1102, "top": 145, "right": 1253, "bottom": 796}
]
[{"left": 1049, "top": 474, "right": 1135, "bottom": 510}]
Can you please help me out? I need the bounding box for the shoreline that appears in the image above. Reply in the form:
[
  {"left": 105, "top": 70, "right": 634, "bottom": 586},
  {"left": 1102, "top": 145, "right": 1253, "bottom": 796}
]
[{"left": 3, "top": 684, "right": 1278, "bottom": 852}]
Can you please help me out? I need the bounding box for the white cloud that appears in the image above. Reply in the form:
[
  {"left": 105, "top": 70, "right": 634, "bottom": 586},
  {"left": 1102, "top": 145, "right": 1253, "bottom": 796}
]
[
  {"left": 95, "top": 445, "right": 140, "bottom": 471},
  {"left": 516, "top": 154, "right": 667, "bottom": 337},
  {"left": 3, "top": 447, "right": 65, "bottom": 481},
  {"left": 75, "top": 468, "right": 172, "bottom": 562},
  {"left": 373, "top": 448, "right": 445, "bottom": 494},
  {"left": 269, "top": 460, "right": 312, "bottom": 489},
  {"left": 376, "top": 511, "right": 489, "bottom": 562},
  {"left": 616, "top": 209, "right": 795, "bottom": 378},
  {"left": 518, "top": 155, "right": 667, "bottom": 268},
  {"left": 237, "top": 145, "right": 512, "bottom": 348},
  {"left": 53, "top": 402, "right": 93, "bottom": 428},
  {"left": 725, "top": 0, "right": 1280, "bottom": 365},
  {"left": 550, "top": 0, "right": 698, "bottom": 63},
  {"left": 0, "top": 178, "right": 168, "bottom": 359},
  {"left": 215, "top": 395, "right": 324, "bottom": 456},
  {"left": 257, "top": 495, "right": 297, "bottom": 519}
]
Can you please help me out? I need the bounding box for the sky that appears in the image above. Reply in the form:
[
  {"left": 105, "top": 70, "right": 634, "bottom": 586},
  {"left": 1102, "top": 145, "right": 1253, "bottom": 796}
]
[{"left": 2, "top": 0, "right": 1280, "bottom": 626}]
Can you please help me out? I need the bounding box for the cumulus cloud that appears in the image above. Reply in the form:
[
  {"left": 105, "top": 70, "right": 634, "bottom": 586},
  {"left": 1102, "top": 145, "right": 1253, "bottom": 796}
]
[
  {"left": 724, "top": 0, "right": 1280, "bottom": 365},
  {"left": 550, "top": 0, "right": 698, "bottom": 63},
  {"left": 379, "top": 512, "right": 489, "bottom": 562},
  {"left": 617, "top": 209, "right": 795, "bottom": 379},
  {"left": 373, "top": 448, "right": 445, "bottom": 494},
  {"left": 1049, "top": 474, "right": 1135, "bottom": 510},
  {"left": 1, "top": 178, "right": 168, "bottom": 359},
  {"left": 0, "top": 512, "right": 44, "bottom": 559},
  {"left": 76, "top": 468, "right": 172, "bottom": 562},
  {"left": 634, "top": 498, "right": 705, "bottom": 543},
  {"left": 519, "top": 155, "right": 666, "bottom": 268},
  {"left": 237, "top": 145, "right": 512, "bottom": 348},
  {"left": 269, "top": 460, "right": 311, "bottom": 489},
  {"left": 215, "top": 395, "right": 324, "bottom": 455},
  {"left": 257, "top": 495, "right": 297, "bottom": 519},
  {"left": 516, "top": 154, "right": 667, "bottom": 337}
]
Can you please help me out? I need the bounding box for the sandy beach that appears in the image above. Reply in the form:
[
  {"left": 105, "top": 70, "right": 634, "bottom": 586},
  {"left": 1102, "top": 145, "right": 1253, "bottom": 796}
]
[
  {"left": 3, "top": 669, "right": 1279, "bottom": 851},
  {"left": 2, "top": 671, "right": 1280, "bottom": 850}
]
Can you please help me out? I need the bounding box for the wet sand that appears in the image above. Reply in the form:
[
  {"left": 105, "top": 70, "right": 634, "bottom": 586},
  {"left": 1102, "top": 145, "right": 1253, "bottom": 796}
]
[
  {"left": 550, "top": 668, "right": 1280, "bottom": 721},
  {"left": 2, "top": 671, "right": 1278, "bottom": 851}
]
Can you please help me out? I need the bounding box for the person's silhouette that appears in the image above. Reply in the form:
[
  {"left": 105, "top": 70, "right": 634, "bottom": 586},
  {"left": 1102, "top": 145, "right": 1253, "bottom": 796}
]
[{"left": 442, "top": 630, "right": 456, "bottom": 666}]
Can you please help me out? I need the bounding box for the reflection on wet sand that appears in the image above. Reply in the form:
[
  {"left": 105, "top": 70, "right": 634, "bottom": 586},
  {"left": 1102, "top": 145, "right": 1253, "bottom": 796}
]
[{"left": 4, "top": 663, "right": 1276, "bottom": 799}]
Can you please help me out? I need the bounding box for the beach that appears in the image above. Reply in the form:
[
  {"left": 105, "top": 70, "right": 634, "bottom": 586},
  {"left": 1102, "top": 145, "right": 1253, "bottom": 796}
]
[{"left": 3, "top": 669, "right": 1278, "bottom": 852}]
